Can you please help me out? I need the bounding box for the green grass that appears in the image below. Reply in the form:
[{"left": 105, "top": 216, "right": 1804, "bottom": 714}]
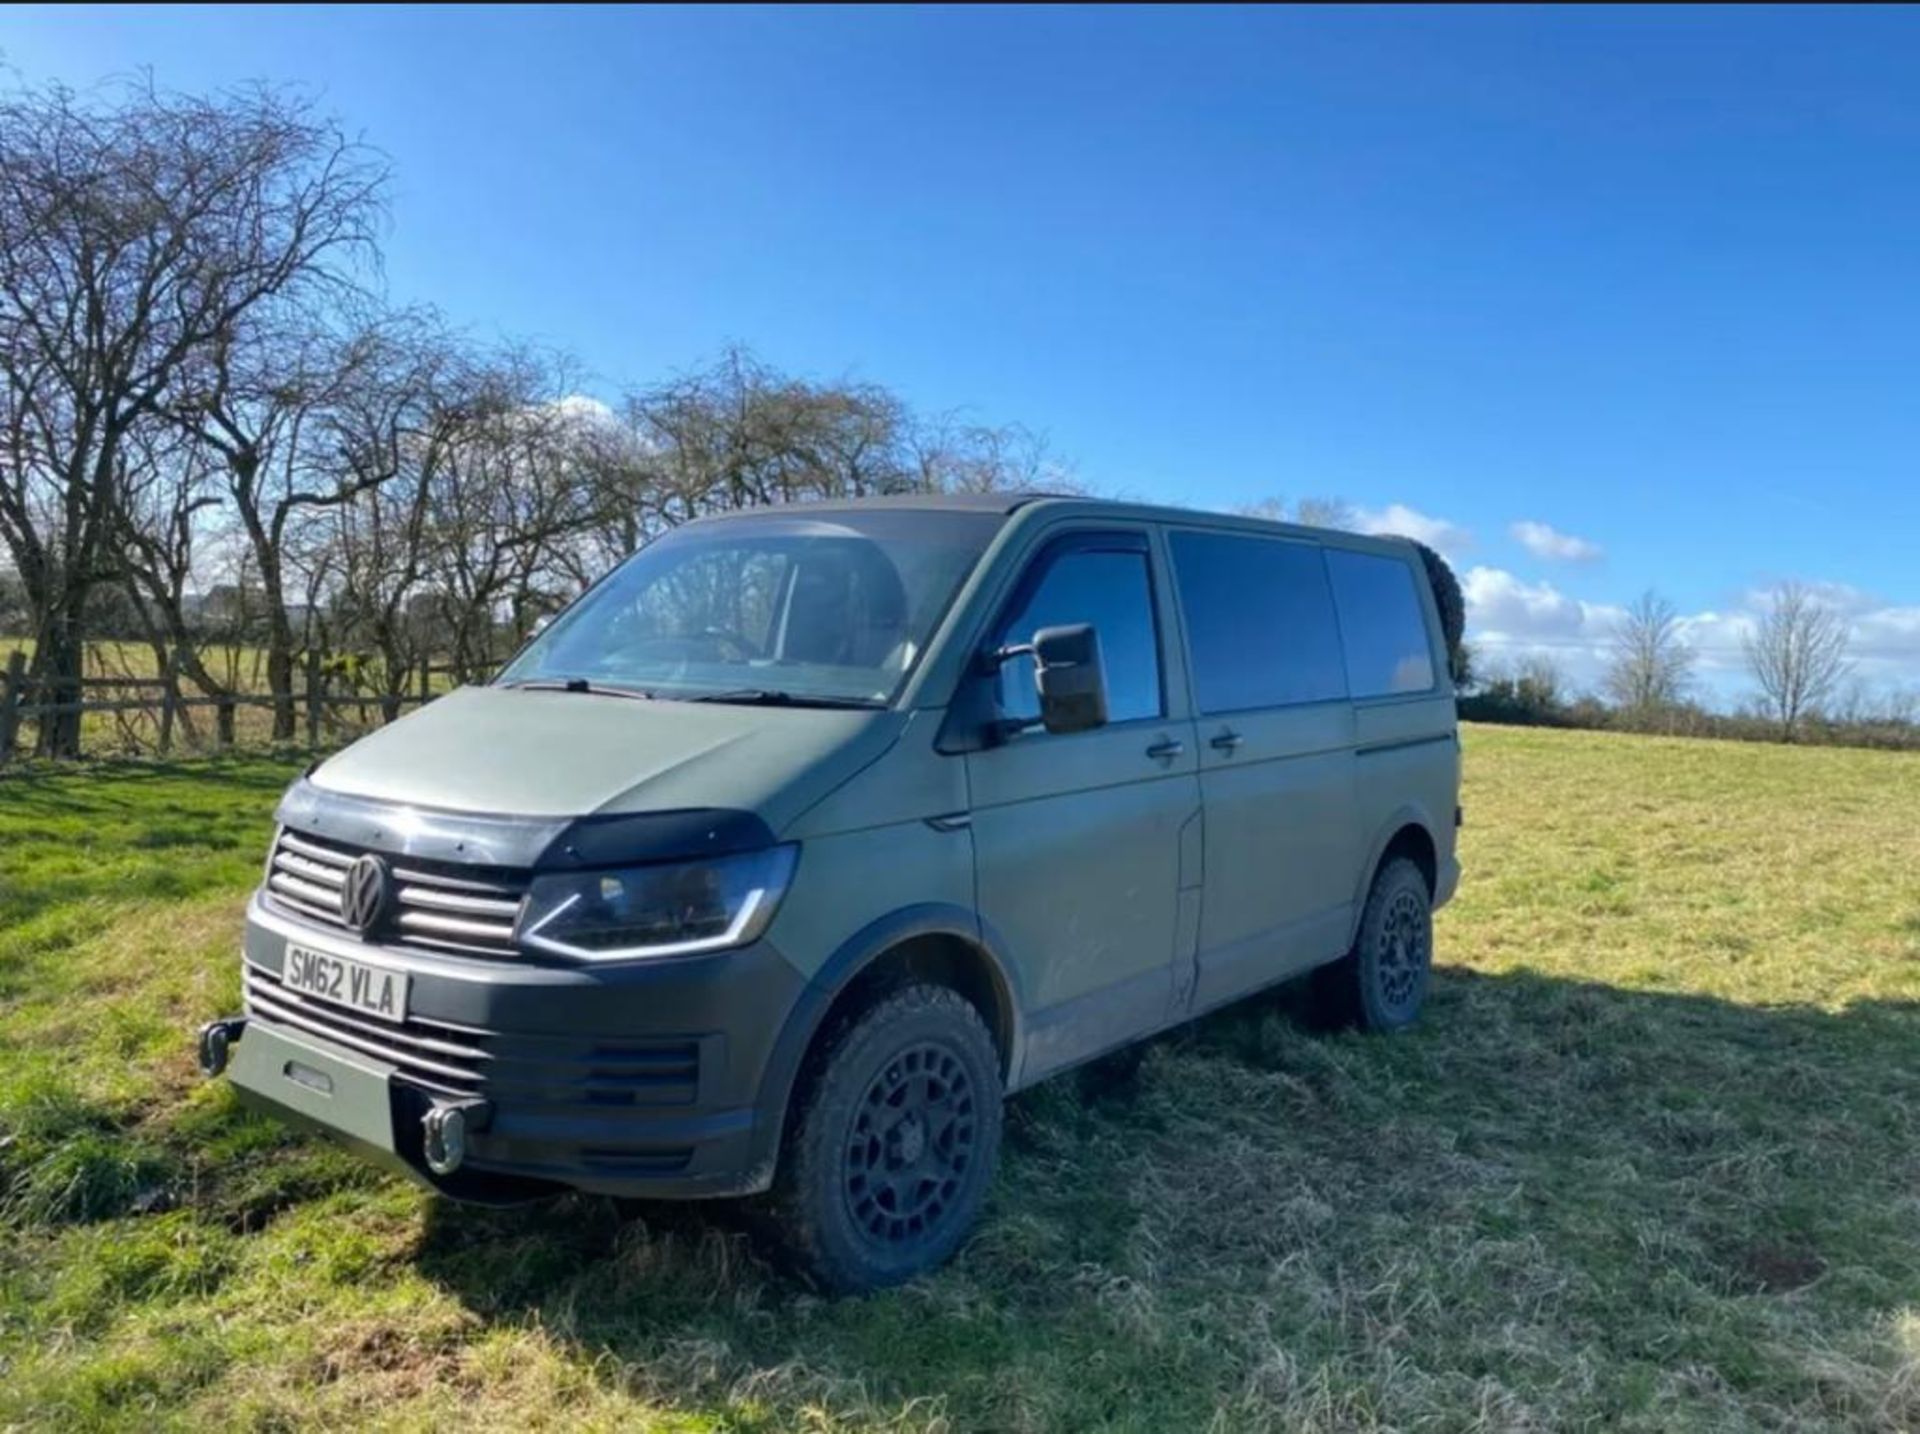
[{"left": 3, "top": 726, "right": 1920, "bottom": 1430}]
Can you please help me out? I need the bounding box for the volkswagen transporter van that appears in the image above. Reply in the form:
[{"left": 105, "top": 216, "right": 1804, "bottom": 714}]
[{"left": 200, "top": 495, "right": 1461, "bottom": 1291}]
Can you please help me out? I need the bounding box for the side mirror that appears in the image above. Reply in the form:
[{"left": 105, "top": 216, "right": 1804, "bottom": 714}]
[{"left": 1029, "top": 623, "right": 1108, "bottom": 735}]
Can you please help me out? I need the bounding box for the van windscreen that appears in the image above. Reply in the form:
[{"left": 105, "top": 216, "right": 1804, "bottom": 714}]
[{"left": 498, "top": 509, "right": 1003, "bottom": 706}]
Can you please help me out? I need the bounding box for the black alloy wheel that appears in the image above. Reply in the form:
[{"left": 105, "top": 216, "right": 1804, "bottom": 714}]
[{"left": 769, "top": 983, "right": 1003, "bottom": 1293}]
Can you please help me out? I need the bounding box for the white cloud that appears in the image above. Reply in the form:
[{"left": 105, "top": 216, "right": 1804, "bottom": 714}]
[
  {"left": 1510, "top": 520, "right": 1603, "bottom": 563},
  {"left": 1462, "top": 568, "right": 1920, "bottom": 701},
  {"left": 1463, "top": 565, "right": 1622, "bottom": 654},
  {"left": 1352, "top": 504, "right": 1471, "bottom": 557},
  {"left": 551, "top": 393, "right": 618, "bottom": 428}
]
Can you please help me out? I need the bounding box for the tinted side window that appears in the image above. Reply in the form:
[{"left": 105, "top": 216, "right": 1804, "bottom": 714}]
[
  {"left": 1325, "top": 549, "right": 1437, "bottom": 698},
  {"left": 996, "top": 545, "right": 1162, "bottom": 724},
  {"left": 1169, "top": 531, "right": 1347, "bottom": 714}
]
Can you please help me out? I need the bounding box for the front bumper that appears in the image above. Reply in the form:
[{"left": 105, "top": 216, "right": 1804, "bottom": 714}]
[{"left": 225, "top": 893, "right": 808, "bottom": 1200}]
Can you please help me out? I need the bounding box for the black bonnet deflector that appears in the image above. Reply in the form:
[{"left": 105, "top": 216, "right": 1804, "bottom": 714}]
[{"left": 275, "top": 780, "right": 774, "bottom": 871}]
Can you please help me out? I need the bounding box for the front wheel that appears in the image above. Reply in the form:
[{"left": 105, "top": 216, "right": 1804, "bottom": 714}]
[
  {"left": 768, "top": 984, "right": 1003, "bottom": 1293},
  {"left": 1314, "top": 857, "right": 1433, "bottom": 1032}
]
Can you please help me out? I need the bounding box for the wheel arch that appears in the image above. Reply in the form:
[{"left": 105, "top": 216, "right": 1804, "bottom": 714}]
[
  {"left": 1348, "top": 807, "right": 1440, "bottom": 944},
  {"left": 747, "top": 903, "right": 1025, "bottom": 1182}
]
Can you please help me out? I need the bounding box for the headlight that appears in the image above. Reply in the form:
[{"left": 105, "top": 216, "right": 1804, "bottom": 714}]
[{"left": 517, "top": 845, "right": 798, "bottom": 961}]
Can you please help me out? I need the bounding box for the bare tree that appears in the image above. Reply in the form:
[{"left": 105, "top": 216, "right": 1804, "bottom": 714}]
[
  {"left": 315, "top": 327, "right": 472, "bottom": 719},
  {"left": 164, "top": 308, "right": 444, "bottom": 735},
  {"left": 605, "top": 346, "right": 1068, "bottom": 550},
  {"left": 111, "top": 417, "right": 231, "bottom": 716},
  {"left": 0, "top": 78, "right": 383, "bottom": 753},
  {"left": 912, "top": 416, "right": 1063, "bottom": 495},
  {"left": 1744, "top": 581, "right": 1852, "bottom": 742},
  {"left": 416, "top": 348, "right": 606, "bottom": 680},
  {"left": 1231, "top": 496, "right": 1354, "bottom": 528},
  {"left": 1604, "top": 590, "right": 1693, "bottom": 718},
  {"left": 1293, "top": 497, "right": 1357, "bottom": 529}
]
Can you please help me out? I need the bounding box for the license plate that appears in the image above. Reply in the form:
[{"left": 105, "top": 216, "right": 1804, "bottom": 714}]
[{"left": 282, "top": 943, "right": 410, "bottom": 1023}]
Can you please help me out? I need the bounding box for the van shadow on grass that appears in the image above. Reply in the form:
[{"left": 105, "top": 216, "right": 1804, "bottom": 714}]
[{"left": 409, "top": 969, "right": 1920, "bottom": 1428}]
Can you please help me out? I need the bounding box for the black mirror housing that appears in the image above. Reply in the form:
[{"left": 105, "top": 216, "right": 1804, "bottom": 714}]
[{"left": 1029, "top": 623, "right": 1108, "bottom": 735}]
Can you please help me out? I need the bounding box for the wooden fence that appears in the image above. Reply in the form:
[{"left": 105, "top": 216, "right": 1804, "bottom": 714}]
[{"left": 0, "top": 650, "right": 463, "bottom": 765}]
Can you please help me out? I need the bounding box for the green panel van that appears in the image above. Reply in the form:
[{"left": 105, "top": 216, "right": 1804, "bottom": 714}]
[{"left": 202, "top": 494, "right": 1460, "bottom": 1291}]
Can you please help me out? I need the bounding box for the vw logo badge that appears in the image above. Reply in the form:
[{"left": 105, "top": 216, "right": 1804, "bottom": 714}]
[{"left": 341, "top": 853, "right": 390, "bottom": 934}]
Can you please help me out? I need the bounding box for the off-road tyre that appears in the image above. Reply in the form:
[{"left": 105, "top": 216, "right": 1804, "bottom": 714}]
[
  {"left": 1314, "top": 857, "right": 1433, "bottom": 1033},
  {"left": 767, "top": 983, "right": 1002, "bottom": 1293}
]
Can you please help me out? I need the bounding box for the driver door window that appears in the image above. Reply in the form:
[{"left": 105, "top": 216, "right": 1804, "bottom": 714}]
[{"left": 993, "top": 545, "right": 1163, "bottom": 726}]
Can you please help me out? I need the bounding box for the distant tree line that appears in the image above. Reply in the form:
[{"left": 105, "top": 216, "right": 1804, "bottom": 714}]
[
  {"left": 0, "top": 79, "right": 1059, "bottom": 757},
  {"left": 1462, "top": 581, "right": 1917, "bottom": 750}
]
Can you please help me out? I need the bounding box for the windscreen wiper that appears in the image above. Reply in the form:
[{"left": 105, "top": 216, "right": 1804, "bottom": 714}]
[
  {"left": 676, "top": 688, "right": 884, "bottom": 710},
  {"left": 498, "top": 678, "right": 655, "bottom": 700}
]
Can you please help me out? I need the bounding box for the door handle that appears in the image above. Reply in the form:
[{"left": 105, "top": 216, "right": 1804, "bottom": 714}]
[
  {"left": 1210, "top": 729, "right": 1243, "bottom": 753},
  {"left": 1146, "top": 738, "right": 1185, "bottom": 761}
]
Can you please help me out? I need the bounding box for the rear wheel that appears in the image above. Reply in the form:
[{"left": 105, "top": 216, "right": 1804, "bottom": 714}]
[
  {"left": 1315, "top": 857, "right": 1433, "bottom": 1032},
  {"left": 768, "top": 983, "right": 1003, "bottom": 1293}
]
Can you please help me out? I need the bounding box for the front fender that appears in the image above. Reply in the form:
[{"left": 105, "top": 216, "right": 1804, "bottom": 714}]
[{"left": 745, "top": 903, "right": 1028, "bottom": 1184}]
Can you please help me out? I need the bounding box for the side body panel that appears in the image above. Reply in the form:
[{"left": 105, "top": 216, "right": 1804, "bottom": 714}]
[
  {"left": 1161, "top": 521, "right": 1461, "bottom": 1018},
  {"left": 1323, "top": 528, "right": 1462, "bottom": 929},
  {"left": 968, "top": 734, "right": 1201, "bottom": 1082},
  {"left": 1158, "top": 524, "right": 1362, "bottom": 1010},
  {"left": 1187, "top": 700, "right": 1359, "bottom": 1007},
  {"left": 1348, "top": 696, "right": 1460, "bottom": 919}
]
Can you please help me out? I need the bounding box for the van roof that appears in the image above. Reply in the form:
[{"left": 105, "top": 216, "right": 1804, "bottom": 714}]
[
  {"left": 691, "top": 491, "right": 1066, "bottom": 518},
  {"left": 688, "top": 491, "right": 1420, "bottom": 552}
]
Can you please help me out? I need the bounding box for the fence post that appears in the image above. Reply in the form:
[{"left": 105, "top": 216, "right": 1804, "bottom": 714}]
[
  {"left": 216, "top": 696, "right": 236, "bottom": 751},
  {"left": 0, "top": 650, "right": 25, "bottom": 766},
  {"left": 157, "top": 648, "right": 180, "bottom": 756},
  {"left": 418, "top": 661, "right": 431, "bottom": 707},
  {"left": 305, "top": 650, "right": 321, "bottom": 749}
]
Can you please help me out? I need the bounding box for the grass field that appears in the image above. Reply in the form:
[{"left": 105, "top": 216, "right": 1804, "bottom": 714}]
[{"left": 3, "top": 724, "right": 1919, "bottom": 1430}]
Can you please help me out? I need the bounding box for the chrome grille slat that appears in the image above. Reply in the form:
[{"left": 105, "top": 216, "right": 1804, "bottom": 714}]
[
  {"left": 264, "top": 828, "right": 526, "bottom": 956},
  {"left": 279, "top": 831, "right": 354, "bottom": 867},
  {"left": 269, "top": 891, "right": 342, "bottom": 925},
  {"left": 272, "top": 851, "right": 347, "bottom": 887},
  {"left": 268, "top": 870, "right": 346, "bottom": 914},
  {"left": 397, "top": 909, "right": 519, "bottom": 941},
  {"left": 392, "top": 866, "right": 520, "bottom": 897},
  {"left": 395, "top": 885, "right": 521, "bottom": 918},
  {"left": 398, "top": 932, "right": 518, "bottom": 958}
]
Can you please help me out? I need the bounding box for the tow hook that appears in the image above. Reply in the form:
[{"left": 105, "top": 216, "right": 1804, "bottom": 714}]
[
  {"left": 197, "top": 1017, "right": 247, "bottom": 1076},
  {"left": 422, "top": 1099, "right": 491, "bottom": 1176}
]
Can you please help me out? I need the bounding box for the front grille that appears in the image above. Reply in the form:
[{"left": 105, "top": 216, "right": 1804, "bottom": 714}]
[
  {"left": 265, "top": 828, "right": 526, "bottom": 956},
  {"left": 242, "top": 963, "right": 704, "bottom": 1106}
]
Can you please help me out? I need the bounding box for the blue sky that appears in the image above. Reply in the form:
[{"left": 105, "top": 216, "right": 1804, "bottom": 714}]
[{"left": 7, "top": 6, "right": 1919, "bottom": 701}]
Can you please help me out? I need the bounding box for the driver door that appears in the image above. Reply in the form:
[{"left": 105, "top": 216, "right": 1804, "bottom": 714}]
[{"left": 964, "top": 529, "right": 1203, "bottom": 1084}]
